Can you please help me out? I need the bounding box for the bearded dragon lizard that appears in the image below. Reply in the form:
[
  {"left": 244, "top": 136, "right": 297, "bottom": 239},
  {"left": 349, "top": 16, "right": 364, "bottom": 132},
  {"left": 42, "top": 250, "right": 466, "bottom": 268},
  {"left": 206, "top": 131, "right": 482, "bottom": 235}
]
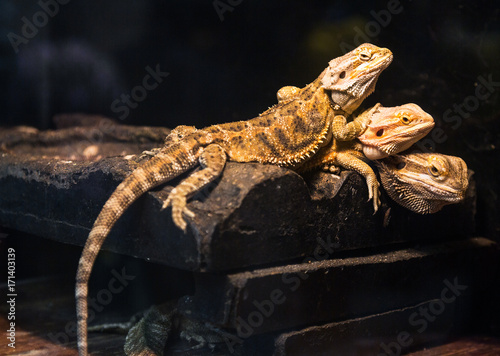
[
  {"left": 376, "top": 152, "right": 469, "bottom": 213},
  {"left": 78, "top": 101, "right": 435, "bottom": 356},
  {"left": 119, "top": 106, "right": 437, "bottom": 356},
  {"left": 75, "top": 43, "right": 393, "bottom": 355},
  {"left": 299, "top": 103, "right": 435, "bottom": 209}
]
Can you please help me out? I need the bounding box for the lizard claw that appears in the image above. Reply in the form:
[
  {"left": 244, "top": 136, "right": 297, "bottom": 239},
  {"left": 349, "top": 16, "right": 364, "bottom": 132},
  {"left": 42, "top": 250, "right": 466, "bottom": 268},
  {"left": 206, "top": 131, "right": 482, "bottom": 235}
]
[
  {"left": 321, "top": 165, "right": 341, "bottom": 179},
  {"left": 183, "top": 208, "right": 195, "bottom": 219},
  {"left": 162, "top": 189, "right": 190, "bottom": 231},
  {"left": 138, "top": 148, "right": 161, "bottom": 161},
  {"left": 367, "top": 180, "right": 380, "bottom": 213}
]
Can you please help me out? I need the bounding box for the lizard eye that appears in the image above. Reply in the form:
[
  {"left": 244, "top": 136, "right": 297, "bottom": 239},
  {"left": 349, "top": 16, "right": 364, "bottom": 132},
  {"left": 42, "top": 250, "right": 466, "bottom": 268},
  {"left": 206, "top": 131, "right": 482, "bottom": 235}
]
[
  {"left": 396, "top": 162, "right": 406, "bottom": 170},
  {"left": 376, "top": 129, "right": 384, "bottom": 137},
  {"left": 401, "top": 116, "right": 411, "bottom": 124},
  {"left": 427, "top": 155, "right": 448, "bottom": 179},
  {"left": 428, "top": 165, "right": 440, "bottom": 177},
  {"left": 339, "top": 71, "right": 346, "bottom": 79},
  {"left": 359, "top": 51, "right": 371, "bottom": 61}
]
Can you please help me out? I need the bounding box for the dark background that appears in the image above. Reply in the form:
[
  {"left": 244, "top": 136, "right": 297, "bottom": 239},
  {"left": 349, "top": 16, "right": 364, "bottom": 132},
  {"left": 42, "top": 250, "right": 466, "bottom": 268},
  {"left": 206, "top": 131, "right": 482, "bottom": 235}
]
[{"left": 1, "top": 0, "right": 499, "bottom": 239}]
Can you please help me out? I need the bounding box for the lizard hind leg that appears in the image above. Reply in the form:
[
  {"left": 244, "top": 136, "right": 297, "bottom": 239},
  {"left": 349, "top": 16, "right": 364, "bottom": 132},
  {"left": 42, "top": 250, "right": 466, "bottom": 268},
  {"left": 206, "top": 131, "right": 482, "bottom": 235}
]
[
  {"left": 334, "top": 150, "right": 381, "bottom": 212},
  {"left": 163, "top": 125, "right": 198, "bottom": 146},
  {"left": 162, "top": 144, "right": 227, "bottom": 231},
  {"left": 138, "top": 126, "right": 198, "bottom": 161}
]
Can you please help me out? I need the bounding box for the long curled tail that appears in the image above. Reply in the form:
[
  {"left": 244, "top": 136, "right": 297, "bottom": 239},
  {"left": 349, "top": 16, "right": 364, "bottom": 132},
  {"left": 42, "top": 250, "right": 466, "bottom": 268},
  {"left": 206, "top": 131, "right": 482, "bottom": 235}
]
[{"left": 75, "top": 142, "right": 200, "bottom": 355}]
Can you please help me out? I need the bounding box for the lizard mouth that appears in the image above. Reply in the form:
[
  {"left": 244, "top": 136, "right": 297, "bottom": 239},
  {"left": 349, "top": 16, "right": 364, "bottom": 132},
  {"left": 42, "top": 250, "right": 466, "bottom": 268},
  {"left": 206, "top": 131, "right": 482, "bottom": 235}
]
[{"left": 363, "top": 145, "right": 389, "bottom": 160}]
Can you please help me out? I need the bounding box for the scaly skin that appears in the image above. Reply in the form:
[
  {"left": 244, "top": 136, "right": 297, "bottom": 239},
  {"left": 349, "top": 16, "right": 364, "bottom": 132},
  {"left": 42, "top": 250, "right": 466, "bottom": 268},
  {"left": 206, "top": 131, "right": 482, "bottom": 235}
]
[
  {"left": 123, "top": 303, "right": 235, "bottom": 356},
  {"left": 75, "top": 43, "right": 392, "bottom": 355},
  {"left": 300, "top": 103, "right": 435, "bottom": 211},
  {"left": 110, "top": 103, "right": 436, "bottom": 356},
  {"left": 358, "top": 103, "right": 435, "bottom": 159},
  {"left": 376, "top": 153, "right": 469, "bottom": 213}
]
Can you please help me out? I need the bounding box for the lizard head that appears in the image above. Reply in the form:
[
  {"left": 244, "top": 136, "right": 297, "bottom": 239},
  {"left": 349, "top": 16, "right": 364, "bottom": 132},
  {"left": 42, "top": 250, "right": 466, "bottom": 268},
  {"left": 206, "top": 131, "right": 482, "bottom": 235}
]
[
  {"left": 358, "top": 103, "right": 435, "bottom": 159},
  {"left": 320, "top": 43, "right": 393, "bottom": 114},
  {"left": 376, "top": 153, "right": 469, "bottom": 214}
]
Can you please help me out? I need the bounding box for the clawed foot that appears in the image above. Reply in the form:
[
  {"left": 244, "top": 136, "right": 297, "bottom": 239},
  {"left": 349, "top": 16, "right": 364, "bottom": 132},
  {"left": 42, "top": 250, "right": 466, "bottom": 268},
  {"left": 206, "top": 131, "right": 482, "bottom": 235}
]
[
  {"left": 161, "top": 188, "right": 194, "bottom": 231},
  {"left": 138, "top": 147, "right": 161, "bottom": 160},
  {"left": 367, "top": 180, "right": 381, "bottom": 213},
  {"left": 321, "top": 164, "right": 341, "bottom": 176}
]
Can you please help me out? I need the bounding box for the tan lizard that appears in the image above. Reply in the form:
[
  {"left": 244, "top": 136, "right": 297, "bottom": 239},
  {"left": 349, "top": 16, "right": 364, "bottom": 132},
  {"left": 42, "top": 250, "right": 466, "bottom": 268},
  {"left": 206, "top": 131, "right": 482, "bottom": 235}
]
[
  {"left": 299, "top": 103, "right": 435, "bottom": 210},
  {"left": 75, "top": 43, "right": 393, "bottom": 355},
  {"left": 78, "top": 101, "right": 435, "bottom": 356},
  {"left": 81, "top": 102, "right": 436, "bottom": 356},
  {"left": 376, "top": 152, "right": 469, "bottom": 213}
]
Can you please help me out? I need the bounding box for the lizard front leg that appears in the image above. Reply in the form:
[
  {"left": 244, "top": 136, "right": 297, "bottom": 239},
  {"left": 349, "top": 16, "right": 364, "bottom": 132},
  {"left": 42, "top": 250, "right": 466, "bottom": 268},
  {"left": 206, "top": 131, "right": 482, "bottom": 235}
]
[
  {"left": 334, "top": 150, "right": 380, "bottom": 212},
  {"left": 162, "top": 144, "right": 227, "bottom": 231},
  {"left": 331, "top": 103, "right": 381, "bottom": 141},
  {"left": 319, "top": 148, "right": 364, "bottom": 176}
]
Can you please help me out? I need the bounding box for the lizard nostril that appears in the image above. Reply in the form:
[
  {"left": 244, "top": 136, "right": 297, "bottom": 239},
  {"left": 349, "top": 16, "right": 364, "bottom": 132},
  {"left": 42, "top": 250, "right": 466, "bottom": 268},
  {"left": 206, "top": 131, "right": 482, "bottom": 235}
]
[{"left": 376, "top": 129, "right": 384, "bottom": 137}]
